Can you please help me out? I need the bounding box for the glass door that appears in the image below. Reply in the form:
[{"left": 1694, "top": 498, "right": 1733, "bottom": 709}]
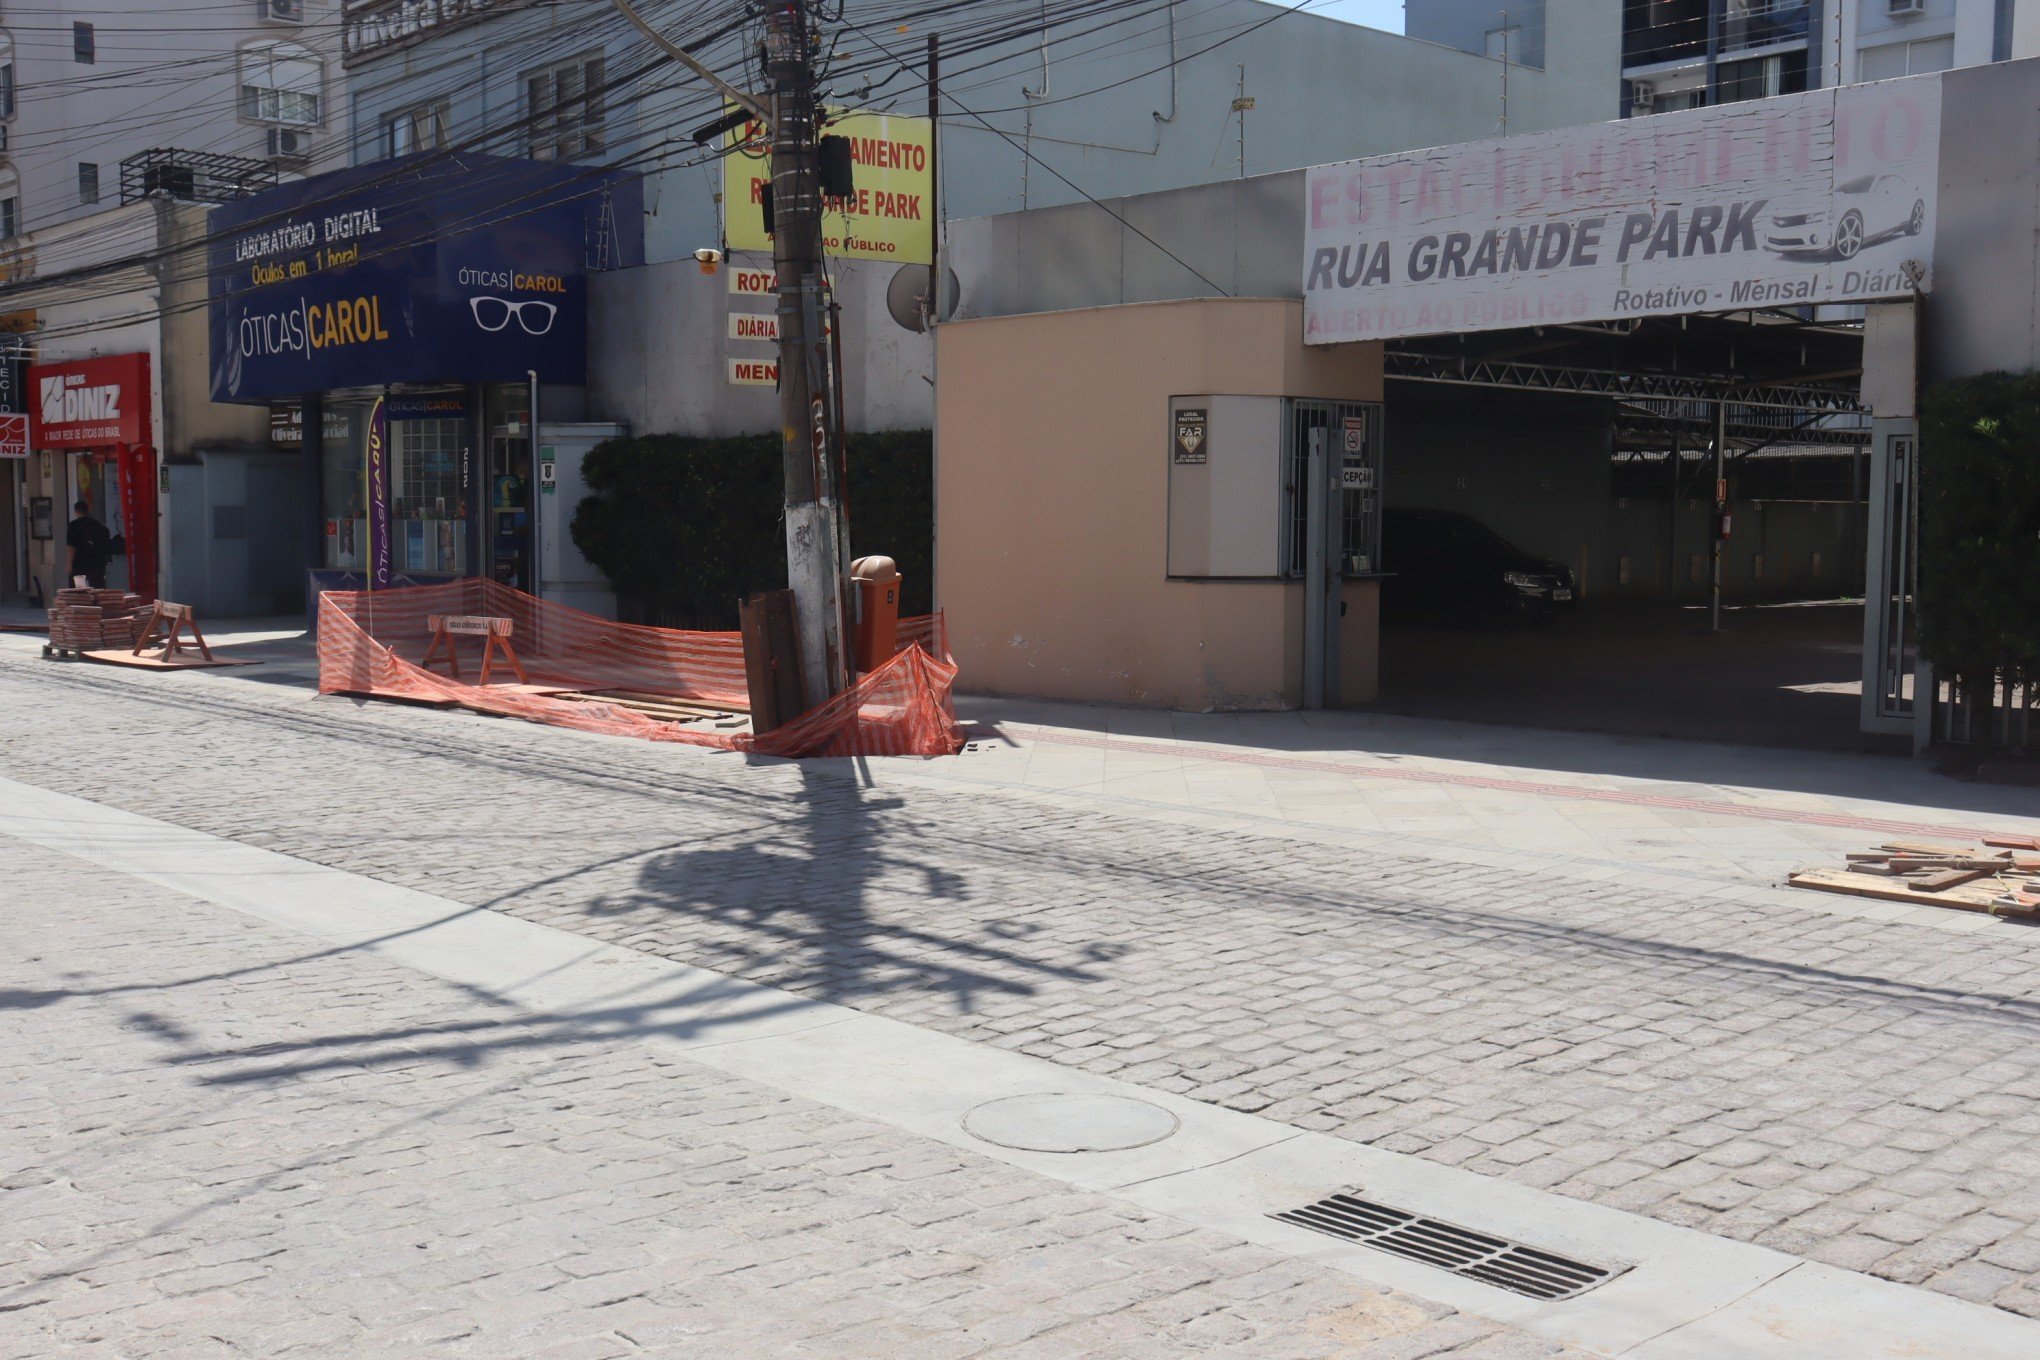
[
  {"left": 488, "top": 430, "right": 530, "bottom": 590},
  {"left": 391, "top": 418, "right": 467, "bottom": 578}
]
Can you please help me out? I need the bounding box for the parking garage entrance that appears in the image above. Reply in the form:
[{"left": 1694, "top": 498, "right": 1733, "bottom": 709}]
[
  {"left": 1366, "top": 312, "right": 1898, "bottom": 751},
  {"left": 1302, "top": 79, "right": 1936, "bottom": 749}
]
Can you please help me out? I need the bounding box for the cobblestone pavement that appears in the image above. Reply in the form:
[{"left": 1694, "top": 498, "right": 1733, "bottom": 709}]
[
  {"left": 5, "top": 652, "right": 2040, "bottom": 1321},
  {"left": 0, "top": 838, "right": 1593, "bottom": 1360}
]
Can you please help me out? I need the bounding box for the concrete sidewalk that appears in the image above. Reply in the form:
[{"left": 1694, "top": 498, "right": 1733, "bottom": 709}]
[
  {"left": 6, "top": 836, "right": 1547, "bottom": 1360},
  {"left": 9, "top": 782, "right": 2037, "bottom": 1360},
  {"left": 907, "top": 695, "right": 2040, "bottom": 931}
]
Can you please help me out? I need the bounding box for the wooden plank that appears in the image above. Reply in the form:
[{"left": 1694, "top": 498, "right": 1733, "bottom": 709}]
[
  {"left": 1882, "top": 856, "right": 2022, "bottom": 872},
  {"left": 1879, "top": 840, "right": 1997, "bottom": 858},
  {"left": 588, "top": 692, "right": 743, "bottom": 719},
  {"left": 1983, "top": 834, "right": 2040, "bottom": 852},
  {"left": 1788, "top": 869, "right": 2040, "bottom": 917},
  {"left": 82, "top": 650, "right": 257, "bottom": 670},
  {"left": 1905, "top": 868, "right": 1992, "bottom": 892},
  {"left": 553, "top": 692, "right": 722, "bottom": 724}
]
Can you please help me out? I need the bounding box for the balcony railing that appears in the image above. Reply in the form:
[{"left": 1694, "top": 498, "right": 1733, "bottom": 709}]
[{"left": 119, "top": 149, "right": 277, "bottom": 207}]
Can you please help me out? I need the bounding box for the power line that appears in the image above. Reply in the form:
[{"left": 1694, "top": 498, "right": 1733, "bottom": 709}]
[{"left": 838, "top": 9, "right": 1234, "bottom": 296}]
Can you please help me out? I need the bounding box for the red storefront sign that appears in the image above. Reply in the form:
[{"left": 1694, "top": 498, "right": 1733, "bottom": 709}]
[
  {"left": 28, "top": 352, "right": 151, "bottom": 449},
  {"left": 27, "top": 352, "right": 158, "bottom": 600}
]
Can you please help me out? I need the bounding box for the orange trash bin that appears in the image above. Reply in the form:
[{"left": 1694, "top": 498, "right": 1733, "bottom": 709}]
[{"left": 850, "top": 555, "right": 902, "bottom": 674}]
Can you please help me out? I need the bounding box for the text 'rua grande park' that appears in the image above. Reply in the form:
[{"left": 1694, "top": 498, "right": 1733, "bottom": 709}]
[{"left": 1307, "top": 201, "right": 1770, "bottom": 292}]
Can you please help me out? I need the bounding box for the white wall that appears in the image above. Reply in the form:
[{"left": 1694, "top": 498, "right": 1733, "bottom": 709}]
[
  {"left": 0, "top": 1, "right": 346, "bottom": 238},
  {"left": 2016, "top": 1, "right": 2040, "bottom": 58},
  {"left": 1843, "top": 0, "right": 2000, "bottom": 83}
]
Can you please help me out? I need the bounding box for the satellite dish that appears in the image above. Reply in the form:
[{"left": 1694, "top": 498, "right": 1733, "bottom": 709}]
[{"left": 885, "top": 264, "right": 960, "bottom": 332}]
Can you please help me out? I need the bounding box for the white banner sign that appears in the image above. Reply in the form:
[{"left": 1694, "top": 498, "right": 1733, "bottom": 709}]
[
  {"left": 1304, "top": 78, "right": 1941, "bottom": 344},
  {"left": 727, "top": 356, "right": 778, "bottom": 386}
]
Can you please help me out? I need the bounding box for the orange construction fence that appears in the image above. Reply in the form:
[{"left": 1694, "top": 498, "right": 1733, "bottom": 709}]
[{"left": 316, "top": 579, "right": 963, "bottom": 758}]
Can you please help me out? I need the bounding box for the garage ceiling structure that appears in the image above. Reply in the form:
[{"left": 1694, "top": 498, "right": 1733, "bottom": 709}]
[{"left": 1384, "top": 309, "right": 1872, "bottom": 452}]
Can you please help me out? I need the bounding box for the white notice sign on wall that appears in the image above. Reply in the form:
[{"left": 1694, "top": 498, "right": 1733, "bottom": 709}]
[{"left": 1303, "top": 77, "right": 1942, "bottom": 344}]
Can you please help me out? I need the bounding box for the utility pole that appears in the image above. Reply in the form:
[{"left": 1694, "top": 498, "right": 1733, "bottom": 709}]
[
  {"left": 765, "top": 0, "right": 847, "bottom": 703},
  {"left": 927, "top": 33, "right": 941, "bottom": 324}
]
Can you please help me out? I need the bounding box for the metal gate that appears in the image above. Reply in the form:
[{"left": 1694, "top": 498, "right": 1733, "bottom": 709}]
[
  {"left": 1283, "top": 399, "right": 1383, "bottom": 578},
  {"left": 1284, "top": 398, "right": 1383, "bottom": 708},
  {"left": 1860, "top": 420, "right": 1919, "bottom": 735}
]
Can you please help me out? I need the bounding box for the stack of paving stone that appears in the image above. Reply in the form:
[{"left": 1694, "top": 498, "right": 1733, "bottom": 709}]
[{"left": 47, "top": 588, "right": 146, "bottom": 653}]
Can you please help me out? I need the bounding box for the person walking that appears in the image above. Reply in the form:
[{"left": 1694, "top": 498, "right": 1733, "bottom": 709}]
[{"left": 66, "top": 500, "right": 112, "bottom": 589}]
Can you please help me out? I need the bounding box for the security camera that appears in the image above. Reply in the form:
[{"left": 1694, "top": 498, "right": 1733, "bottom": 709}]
[{"left": 694, "top": 247, "right": 724, "bottom": 265}]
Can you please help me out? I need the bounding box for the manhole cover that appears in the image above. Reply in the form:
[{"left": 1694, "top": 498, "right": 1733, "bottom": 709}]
[{"left": 962, "top": 1093, "right": 1179, "bottom": 1153}]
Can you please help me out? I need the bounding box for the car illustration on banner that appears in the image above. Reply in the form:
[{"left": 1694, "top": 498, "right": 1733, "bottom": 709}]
[{"left": 1764, "top": 173, "right": 1927, "bottom": 260}]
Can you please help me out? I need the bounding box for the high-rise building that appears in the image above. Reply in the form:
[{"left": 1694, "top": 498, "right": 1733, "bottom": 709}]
[
  {"left": 1412, "top": 0, "right": 2018, "bottom": 117},
  {"left": 0, "top": 1, "right": 345, "bottom": 241},
  {"left": 1618, "top": 0, "right": 2013, "bottom": 116}
]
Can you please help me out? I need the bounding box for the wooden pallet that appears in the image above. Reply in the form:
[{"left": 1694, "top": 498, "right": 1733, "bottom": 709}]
[
  {"left": 1787, "top": 869, "right": 2039, "bottom": 917},
  {"left": 1789, "top": 839, "right": 2040, "bottom": 919},
  {"left": 556, "top": 689, "right": 748, "bottom": 728}
]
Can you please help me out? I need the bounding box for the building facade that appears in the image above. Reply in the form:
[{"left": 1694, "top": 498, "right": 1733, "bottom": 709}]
[
  {"left": 0, "top": 1, "right": 352, "bottom": 607},
  {"left": 1606, "top": 0, "right": 2013, "bottom": 115},
  {"left": 0, "top": 0, "right": 348, "bottom": 236},
  {"left": 340, "top": 0, "right": 1624, "bottom": 444},
  {"left": 929, "top": 57, "right": 2039, "bottom": 744}
]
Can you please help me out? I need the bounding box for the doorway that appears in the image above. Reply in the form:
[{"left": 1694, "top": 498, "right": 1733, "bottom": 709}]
[{"left": 1368, "top": 312, "right": 1886, "bottom": 752}]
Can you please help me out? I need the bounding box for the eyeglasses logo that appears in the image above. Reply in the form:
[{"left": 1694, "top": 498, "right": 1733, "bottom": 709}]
[{"left": 468, "top": 296, "right": 557, "bottom": 335}]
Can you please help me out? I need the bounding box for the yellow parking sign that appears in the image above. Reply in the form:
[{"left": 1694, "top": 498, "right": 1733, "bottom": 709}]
[{"left": 725, "top": 109, "right": 934, "bottom": 265}]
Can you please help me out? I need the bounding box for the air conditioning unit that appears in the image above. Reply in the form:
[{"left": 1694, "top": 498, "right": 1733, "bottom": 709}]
[
  {"left": 1630, "top": 83, "right": 1656, "bottom": 114},
  {"left": 1887, "top": 0, "right": 1925, "bottom": 14},
  {"left": 266, "top": 127, "right": 313, "bottom": 161},
  {"left": 262, "top": 0, "right": 307, "bottom": 23}
]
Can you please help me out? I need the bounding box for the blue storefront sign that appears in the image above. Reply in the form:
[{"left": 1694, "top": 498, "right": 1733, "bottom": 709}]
[{"left": 207, "top": 153, "right": 640, "bottom": 403}]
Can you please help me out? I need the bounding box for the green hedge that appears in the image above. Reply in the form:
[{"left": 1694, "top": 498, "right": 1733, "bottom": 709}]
[
  {"left": 1918, "top": 372, "right": 2040, "bottom": 699},
  {"left": 570, "top": 429, "right": 932, "bottom": 630}
]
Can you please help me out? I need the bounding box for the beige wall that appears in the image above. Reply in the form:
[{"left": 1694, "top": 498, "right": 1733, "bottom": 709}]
[
  {"left": 159, "top": 202, "right": 270, "bottom": 456},
  {"left": 935, "top": 297, "right": 1380, "bottom": 710}
]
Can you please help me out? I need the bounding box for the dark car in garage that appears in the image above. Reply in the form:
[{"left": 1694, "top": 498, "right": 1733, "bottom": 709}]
[{"left": 1381, "top": 508, "right": 1578, "bottom": 623}]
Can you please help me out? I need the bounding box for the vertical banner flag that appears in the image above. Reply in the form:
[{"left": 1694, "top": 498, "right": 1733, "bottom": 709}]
[
  {"left": 367, "top": 396, "right": 391, "bottom": 590},
  {"left": 116, "top": 442, "right": 159, "bottom": 601},
  {"left": 724, "top": 109, "right": 934, "bottom": 264}
]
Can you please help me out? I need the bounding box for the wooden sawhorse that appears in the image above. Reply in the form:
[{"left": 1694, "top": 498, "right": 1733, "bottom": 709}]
[
  {"left": 421, "top": 614, "right": 529, "bottom": 686},
  {"left": 132, "top": 601, "right": 213, "bottom": 663}
]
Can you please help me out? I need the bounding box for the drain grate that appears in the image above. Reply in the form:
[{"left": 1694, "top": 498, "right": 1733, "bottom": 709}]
[{"left": 1271, "top": 1192, "right": 1614, "bottom": 1301}]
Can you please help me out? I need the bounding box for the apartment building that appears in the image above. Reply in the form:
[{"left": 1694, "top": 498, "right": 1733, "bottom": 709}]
[
  {"left": 0, "top": 3, "right": 349, "bottom": 611},
  {"left": 1617, "top": 0, "right": 2013, "bottom": 114},
  {"left": 1413, "top": 0, "right": 2017, "bottom": 114},
  {"left": 0, "top": 0, "right": 346, "bottom": 239}
]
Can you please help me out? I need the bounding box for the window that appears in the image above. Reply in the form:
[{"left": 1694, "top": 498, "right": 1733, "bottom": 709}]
[
  {"left": 1, "top": 60, "right": 14, "bottom": 120},
  {"left": 1859, "top": 37, "right": 1955, "bottom": 82},
  {"left": 0, "top": 197, "right": 16, "bottom": 239},
  {"left": 1484, "top": 26, "right": 1521, "bottom": 61},
  {"left": 526, "top": 54, "right": 606, "bottom": 160},
  {"left": 78, "top": 163, "right": 98, "bottom": 205},
  {"left": 1716, "top": 50, "right": 1808, "bottom": 103},
  {"left": 73, "top": 21, "right": 93, "bottom": 64},
  {"left": 384, "top": 100, "right": 450, "bottom": 157},
  {"left": 239, "top": 41, "right": 322, "bottom": 125}
]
